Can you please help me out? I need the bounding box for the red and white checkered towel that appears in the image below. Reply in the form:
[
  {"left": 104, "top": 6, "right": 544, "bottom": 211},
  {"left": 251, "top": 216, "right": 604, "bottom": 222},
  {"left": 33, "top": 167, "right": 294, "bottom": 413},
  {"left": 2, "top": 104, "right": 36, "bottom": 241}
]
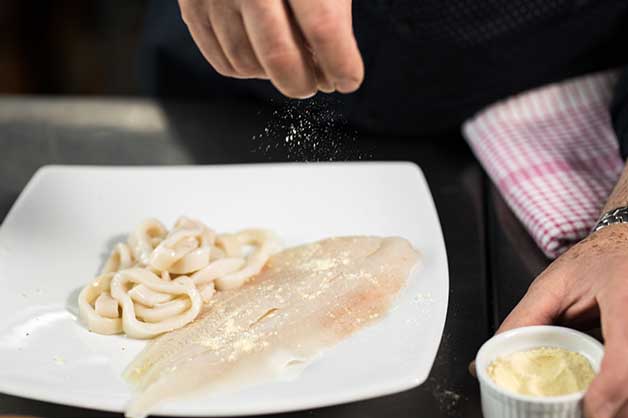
[{"left": 463, "top": 70, "right": 624, "bottom": 258}]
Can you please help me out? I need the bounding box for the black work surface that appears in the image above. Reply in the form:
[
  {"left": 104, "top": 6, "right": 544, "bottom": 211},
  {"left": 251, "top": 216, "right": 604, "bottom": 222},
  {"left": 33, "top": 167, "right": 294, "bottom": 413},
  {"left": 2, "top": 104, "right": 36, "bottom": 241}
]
[{"left": 0, "top": 96, "right": 549, "bottom": 418}]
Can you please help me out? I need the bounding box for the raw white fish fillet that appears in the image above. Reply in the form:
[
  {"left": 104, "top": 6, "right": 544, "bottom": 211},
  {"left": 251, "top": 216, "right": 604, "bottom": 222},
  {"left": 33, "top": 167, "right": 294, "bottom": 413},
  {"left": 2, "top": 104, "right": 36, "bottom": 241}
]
[{"left": 125, "top": 236, "right": 421, "bottom": 418}]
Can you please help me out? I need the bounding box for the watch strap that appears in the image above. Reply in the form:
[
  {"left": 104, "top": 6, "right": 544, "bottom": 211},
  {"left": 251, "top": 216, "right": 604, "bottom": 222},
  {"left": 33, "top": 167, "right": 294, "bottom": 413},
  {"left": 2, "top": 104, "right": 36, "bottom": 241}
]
[{"left": 593, "top": 207, "right": 628, "bottom": 232}]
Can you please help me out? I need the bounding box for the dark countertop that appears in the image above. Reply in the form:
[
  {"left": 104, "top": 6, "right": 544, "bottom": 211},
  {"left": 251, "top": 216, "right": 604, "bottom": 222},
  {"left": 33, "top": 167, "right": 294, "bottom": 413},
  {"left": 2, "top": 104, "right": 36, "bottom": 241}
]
[{"left": 0, "top": 96, "right": 550, "bottom": 418}]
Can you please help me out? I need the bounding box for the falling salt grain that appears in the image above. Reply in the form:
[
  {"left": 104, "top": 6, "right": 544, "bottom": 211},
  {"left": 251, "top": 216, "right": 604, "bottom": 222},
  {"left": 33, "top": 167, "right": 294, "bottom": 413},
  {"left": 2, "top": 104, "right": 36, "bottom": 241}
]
[{"left": 252, "top": 97, "right": 372, "bottom": 161}]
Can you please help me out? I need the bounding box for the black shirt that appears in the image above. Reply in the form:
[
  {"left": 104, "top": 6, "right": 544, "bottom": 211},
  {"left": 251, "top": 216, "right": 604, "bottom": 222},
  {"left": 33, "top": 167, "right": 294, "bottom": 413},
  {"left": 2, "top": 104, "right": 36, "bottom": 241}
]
[{"left": 141, "top": 0, "right": 628, "bottom": 146}]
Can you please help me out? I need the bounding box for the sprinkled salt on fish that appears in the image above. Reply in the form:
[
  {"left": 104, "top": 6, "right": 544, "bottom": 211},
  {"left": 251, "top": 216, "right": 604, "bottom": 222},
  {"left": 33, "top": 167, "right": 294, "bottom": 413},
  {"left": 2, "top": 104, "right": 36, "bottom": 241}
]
[{"left": 125, "top": 236, "right": 420, "bottom": 418}]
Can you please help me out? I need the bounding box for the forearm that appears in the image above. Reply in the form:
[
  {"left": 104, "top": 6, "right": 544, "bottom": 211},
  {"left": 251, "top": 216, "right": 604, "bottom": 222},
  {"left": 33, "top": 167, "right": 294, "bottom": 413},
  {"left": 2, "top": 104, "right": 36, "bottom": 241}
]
[{"left": 602, "top": 161, "right": 628, "bottom": 213}]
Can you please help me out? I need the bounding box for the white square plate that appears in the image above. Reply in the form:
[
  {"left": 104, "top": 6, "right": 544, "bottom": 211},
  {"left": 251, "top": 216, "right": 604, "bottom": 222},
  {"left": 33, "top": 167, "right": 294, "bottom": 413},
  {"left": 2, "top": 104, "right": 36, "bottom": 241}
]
[{"left": 0, "top": 162, "right": 448, "bottom": 416}]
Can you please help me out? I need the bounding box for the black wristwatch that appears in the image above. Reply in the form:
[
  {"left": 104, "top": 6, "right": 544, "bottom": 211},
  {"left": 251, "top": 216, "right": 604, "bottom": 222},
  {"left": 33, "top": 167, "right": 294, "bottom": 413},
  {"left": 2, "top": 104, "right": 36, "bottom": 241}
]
[{"left": 593, "top": 207, "right": 628, "bottom": 232}]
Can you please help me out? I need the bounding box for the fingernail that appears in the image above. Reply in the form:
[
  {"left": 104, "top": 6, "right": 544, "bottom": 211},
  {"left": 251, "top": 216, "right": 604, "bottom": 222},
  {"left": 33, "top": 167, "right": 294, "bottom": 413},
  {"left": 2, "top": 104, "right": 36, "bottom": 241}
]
[{"left": 335, "top": 78, "right": 360, "bottom": 93}]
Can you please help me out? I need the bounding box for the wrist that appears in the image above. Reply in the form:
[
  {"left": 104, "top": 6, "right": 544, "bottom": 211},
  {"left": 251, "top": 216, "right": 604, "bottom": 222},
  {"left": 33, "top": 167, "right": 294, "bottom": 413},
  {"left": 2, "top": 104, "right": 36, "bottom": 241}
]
[{"left": 589, "top": 219, "right": 628, "bottom": 247}]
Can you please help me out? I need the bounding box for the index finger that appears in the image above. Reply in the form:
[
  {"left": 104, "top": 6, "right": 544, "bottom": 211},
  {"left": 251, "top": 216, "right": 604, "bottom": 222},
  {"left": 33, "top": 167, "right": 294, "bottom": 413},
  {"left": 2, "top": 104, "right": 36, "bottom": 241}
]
[
  {"left": 467, "top": 279, "right": 561, "bottom": 379},
  {"left": 288, "top": 0, "right": 364, "bottom": 93},
  {"left": 584, "top": 287, "right": 628, "bottom": 418},
  {"left": 241, "top": 0, "right": 317, "bottom": 98},
  {"left": 496, "top": 278, "right": 562, "bottom": 334}
]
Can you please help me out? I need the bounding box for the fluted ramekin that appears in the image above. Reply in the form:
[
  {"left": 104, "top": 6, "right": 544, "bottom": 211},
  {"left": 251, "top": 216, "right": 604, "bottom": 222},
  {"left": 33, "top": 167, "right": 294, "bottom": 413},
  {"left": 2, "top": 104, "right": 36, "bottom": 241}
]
[{"left": 476, "top": 326, "right": 604, "bottom": 418}]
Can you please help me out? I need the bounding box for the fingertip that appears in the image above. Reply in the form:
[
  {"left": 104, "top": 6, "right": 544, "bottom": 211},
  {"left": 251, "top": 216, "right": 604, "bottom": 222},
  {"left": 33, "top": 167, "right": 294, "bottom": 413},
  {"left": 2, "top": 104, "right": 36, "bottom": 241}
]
[
  {"left": 289, "top": 0, "right": 364, "bottom": 95},
  {"left": 325, "top": 48, "right": 363, "bottom": 94},
  {"left": 318, "top": 85, "right": 335, "bottom": 94},
  {"left": 333, "top": 54, "right": 364, "bottom": 94},
  {"left": 313, "top": 63, "right": 335, "bottom": 93},
  {"left": 296, "top": 91, "right": 317, "bottom": 100},
  {"left": 335, "top": 76, "right": 362, "bottom": 94},
  {"left": 494, "top": 282, "right": 562, "bottom": 335},
  {"left": 468, "top": 360, "right": 477, "bottom": 378},
  {"left": 273, "top": 82, "right": 317, "bottom": 100}
]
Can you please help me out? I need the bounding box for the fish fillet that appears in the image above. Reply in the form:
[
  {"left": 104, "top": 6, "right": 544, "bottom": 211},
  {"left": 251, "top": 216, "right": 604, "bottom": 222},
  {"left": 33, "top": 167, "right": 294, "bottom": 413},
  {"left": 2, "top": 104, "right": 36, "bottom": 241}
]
[{"left": 125, "top": 236, "right": 421, "bottom": 418}]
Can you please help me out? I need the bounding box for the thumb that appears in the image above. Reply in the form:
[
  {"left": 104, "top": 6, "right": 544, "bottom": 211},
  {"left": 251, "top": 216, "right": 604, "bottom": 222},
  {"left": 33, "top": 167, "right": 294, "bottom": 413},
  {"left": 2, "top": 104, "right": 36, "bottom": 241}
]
[{"left": 496, "top": 278, "right": 563, "bottom": 334}]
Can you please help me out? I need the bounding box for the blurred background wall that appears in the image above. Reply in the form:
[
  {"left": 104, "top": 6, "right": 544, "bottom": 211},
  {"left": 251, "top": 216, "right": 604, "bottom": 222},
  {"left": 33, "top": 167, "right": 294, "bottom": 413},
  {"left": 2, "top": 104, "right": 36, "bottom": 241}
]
[{"left": 0, "top": 1, "right": 148, "bottom": 95}]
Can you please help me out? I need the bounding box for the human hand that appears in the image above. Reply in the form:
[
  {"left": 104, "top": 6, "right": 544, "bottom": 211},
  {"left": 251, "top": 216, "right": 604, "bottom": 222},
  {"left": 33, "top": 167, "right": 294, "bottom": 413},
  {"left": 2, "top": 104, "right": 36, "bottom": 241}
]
[
  {"left": 498, "top": 224, "right": 628, "bottom": 418},
  {"left": 178, "top": 0, "right": 364, "bottom": 99}
]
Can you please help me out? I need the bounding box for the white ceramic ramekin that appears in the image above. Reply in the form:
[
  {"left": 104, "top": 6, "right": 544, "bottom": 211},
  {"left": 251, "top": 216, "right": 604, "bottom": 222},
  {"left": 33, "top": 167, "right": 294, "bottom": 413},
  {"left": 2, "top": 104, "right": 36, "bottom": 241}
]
[{"left": 476, "top": 326, "right": 604, "bottom": 418}]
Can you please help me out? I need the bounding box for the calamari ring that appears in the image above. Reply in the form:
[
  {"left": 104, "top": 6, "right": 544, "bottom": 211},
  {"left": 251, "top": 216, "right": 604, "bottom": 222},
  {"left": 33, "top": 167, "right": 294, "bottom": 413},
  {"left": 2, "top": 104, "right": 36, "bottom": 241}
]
[
  {"left": 78, "top": 218, "right": 282, "bottom": 338},
  {"left": 101, "top": 243, "right": 134, "bottom": 274},
  {"left": 78, "top": 273, "right": 122, "bottom": 335},
  {"left": 149, "top": 218, "right": 215, "bottom": 274},
  {"left": 214, "top": 229, "right": 282, "bottom": 290},
  {"left": 128, "top": 219, "right": 167, "bottom": 266},
  {"left": 110, "top": 269, "right": 202, "bottom": 339}
]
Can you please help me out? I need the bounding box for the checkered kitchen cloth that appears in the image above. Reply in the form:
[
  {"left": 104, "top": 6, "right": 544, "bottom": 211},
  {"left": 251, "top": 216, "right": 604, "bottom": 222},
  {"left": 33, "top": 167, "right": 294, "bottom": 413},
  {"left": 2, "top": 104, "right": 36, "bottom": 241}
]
[{"left": 463, "top": 70, "right": 624, "bottom": 258}]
